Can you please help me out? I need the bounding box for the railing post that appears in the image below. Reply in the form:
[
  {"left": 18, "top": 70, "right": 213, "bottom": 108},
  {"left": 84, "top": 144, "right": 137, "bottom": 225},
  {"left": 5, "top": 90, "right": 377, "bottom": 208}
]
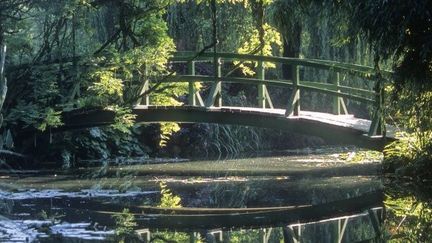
[
  {"left": 368, "top": 208, "right": 383, "bottom": 241},
  {"left": 368, "top": 78, "right": 385, "bottom": 136},
  {"left": 135, "top": 64, "right": 150, "bottom": 106},
  {"left": 379, "top": 80, "right": 385, "bottom": 136},
  {"left": 333, "top": 72, "right": 348, "bottom": 115},
  {"left": 257, "top": 60, "right": 266, "bottom": 108},
  {"left": 205, "top": 55, "right": 222, "bottom": 107},
  {"left": 337, "top": 218, "right": 348, "bottom": 243},
  {"left": 189, "top": 232, "right": 197, "bottom": 243},
  {"left": 215, "top": 57, "right": 222, "bottom": 107},
  {"left": 286, "top": 65, "right": 300, "bottom": 116},
  {"left": 188, "top": 61, "right": 196, "bottom": 106}
]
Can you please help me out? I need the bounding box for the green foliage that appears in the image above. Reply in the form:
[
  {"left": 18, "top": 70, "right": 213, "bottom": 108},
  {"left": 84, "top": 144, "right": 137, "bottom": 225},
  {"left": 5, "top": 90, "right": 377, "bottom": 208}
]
[
  {"left": 323, "top": 0, "right": 432, "bottom": 91},
  {"left": 37, "top": 108, "right": 63, "bottom": 131},
  {"left": 112, "top": 208, "right": 138, "bottom": 243},
  {"left": 383, "top": 132, "right": 432, "bottom": 179},
  {"left": 150, "top": 182, "right": 191, "bottom": 242},
  {"left": 236, "top": 23, "right": 282, "bottom": 75},
  {"left": 159, "top": 122, "right": 181, "bottom": 147},
  {"left": 229, "top": 230, "right": 262, "bottom": 242},
  {"left": 107, "top": 106, "right": 137, "bottom": 134},
  {"left": 338, "top": 150, "right": 383, "bottom": 163},
  {"left": 43, "top": 126, "right": 148, "bottom": 168},
  {"left": 383, "top": 89, "right": 432, "bottom": 179},
  {"left": 6, "top": 102, "right": 63, "bottom": 132},
  {"left": 158, "top": 182, "right": 182, "bottom": 208},
  {"left": 1, "top": 0, "right": 191, "bottom": 162},
  {"left": 385, "top": 191, "right": 432, "bottom": 242},
  {"left": 89, "top": 70, "right": 123, "bottom": 98},
  {"left": 229, "top": 229, "right": 283, "bottom": 242},
  {"left": 387, "top": 90, "right": 432, "bottom": 132}
]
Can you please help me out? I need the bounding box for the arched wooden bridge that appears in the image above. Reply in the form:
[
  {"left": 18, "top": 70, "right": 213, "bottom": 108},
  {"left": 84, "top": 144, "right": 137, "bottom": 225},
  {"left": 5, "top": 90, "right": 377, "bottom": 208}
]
[{"left": 62, "top": 52, "right": 395, "bottom": 150}]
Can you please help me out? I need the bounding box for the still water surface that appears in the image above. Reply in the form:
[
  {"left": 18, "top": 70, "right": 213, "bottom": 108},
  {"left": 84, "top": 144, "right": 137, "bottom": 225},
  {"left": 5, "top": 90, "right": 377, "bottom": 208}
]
[{"left": 0, "top": 148, "right": 428, "bottom": 242}]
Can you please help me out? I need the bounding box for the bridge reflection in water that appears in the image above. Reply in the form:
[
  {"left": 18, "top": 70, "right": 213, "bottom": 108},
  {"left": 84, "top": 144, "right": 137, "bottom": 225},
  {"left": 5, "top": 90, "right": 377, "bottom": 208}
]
[
  {"left": 107, "top": 192, "right": 384, "bottom": 243},
  {"left": 161, "top": 207, "right": 385, "bottom": 243},
  {"left": 30, "top": 190, "right": 382, "bottom": 242},
  {"left": 1, "top": 193, "right": 384, "bottom": 242}
]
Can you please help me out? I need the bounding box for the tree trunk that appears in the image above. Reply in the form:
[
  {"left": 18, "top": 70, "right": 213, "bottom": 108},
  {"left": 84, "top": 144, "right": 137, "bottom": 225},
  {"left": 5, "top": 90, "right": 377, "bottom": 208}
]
[
  {"left": 0, "top": 44, "right": 7, "bottom": 127},
  {"left": 282, "top": 22, "right": 302, "bottom": 80}
]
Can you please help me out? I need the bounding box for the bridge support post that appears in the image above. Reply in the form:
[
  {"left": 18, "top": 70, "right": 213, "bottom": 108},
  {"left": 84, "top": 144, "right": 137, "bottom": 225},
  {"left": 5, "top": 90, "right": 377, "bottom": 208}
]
[
  {"left": 336, "top": 218, "right": 348, "bottom": 243},
  {"left": 258, "top": 60, "right": 266, "bottom": 109},
  {"left": 135, "top": 64, "right": 150, "bottom": 106},
  {"left": 187, "top": 61, "right": 204, "bottom": 106},
  {"left": 188, "top": 61, "right": 196, "bottom": 106},
  {"left": 286, "top": 65, "right": 300, "bottom": 116},
  {"left": 189, "top": 232, "right": 198, "bottom": 243},
  {"left": 260, "top": 228, "right": 273, "bottom": 243},
  {"left": 333, "top": 72, "right": 348, "bottom": 115},
  {"left": 368, "top": 78, "right": 385, "bottom": 136},
  {"left": 282, "top": 225, "right": 301, "bottom": 243},
  {"left": 257, "top": 60, "right": 274, "bottom": 109},
  {"left": 205, "top": 57, "right": 222, "bottom": 107},
  {"left": 368, "top": 208, "right": 384, "bottom": 241},
  {"left": 135, "top": 228, "right": 150, "bottom": 242}
]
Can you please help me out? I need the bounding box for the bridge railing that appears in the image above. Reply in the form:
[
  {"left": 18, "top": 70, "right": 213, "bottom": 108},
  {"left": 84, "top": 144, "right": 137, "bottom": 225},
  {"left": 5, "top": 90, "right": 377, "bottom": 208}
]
[{"left": 136, "top": 52, "right": 388, "bottom": 136}]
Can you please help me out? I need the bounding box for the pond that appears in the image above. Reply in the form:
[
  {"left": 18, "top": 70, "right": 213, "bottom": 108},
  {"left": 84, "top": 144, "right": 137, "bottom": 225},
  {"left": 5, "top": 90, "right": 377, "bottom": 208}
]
[{"left": 0, "top": 147, "right": 429, "bottom": 242}]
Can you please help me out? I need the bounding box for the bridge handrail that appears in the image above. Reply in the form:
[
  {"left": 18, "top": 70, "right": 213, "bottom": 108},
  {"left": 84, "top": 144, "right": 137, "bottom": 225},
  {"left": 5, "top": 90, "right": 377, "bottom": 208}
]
[
  {"left": 161, "top": 75, "right": 376, "bottom": 104},
  {"left": 136, "top": 51, "right": 388, "bottom": 136},
  {"left": 171, "top": 51, "right": 393, "bottom": 79}
]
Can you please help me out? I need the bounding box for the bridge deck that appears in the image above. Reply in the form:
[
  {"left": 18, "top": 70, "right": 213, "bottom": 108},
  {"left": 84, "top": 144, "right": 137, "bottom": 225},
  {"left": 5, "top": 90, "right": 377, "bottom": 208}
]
[
  {"left": 135, "top": 105, "right": 396, "bottom": 138},
  {"left": 60, "top": 105, "right": 396, "bottom": 150}
]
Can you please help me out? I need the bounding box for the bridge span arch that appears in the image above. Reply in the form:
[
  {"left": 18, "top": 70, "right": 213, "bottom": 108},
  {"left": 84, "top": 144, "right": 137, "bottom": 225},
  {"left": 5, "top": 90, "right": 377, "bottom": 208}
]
[{"left": 61, "top": 105, "right": 395, "bottom": 150}]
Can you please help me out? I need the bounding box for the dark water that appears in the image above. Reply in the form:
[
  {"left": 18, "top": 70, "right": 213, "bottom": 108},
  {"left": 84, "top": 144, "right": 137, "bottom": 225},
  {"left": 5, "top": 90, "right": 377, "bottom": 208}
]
[{"left": 0, "top": 148, "right": 428, "bottom": 242}]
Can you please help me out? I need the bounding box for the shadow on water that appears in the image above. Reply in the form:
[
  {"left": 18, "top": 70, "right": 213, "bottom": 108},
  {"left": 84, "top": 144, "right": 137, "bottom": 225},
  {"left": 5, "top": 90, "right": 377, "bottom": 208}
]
[{"left": 0, "top": 148, "right": 424, "bottom": 242}]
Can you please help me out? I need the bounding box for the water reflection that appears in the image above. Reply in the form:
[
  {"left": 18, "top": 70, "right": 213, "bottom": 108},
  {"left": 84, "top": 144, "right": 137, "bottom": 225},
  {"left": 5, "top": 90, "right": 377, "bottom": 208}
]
[
  {"left": 132, "top": 205, "right": 383, "bottom": 243},
  {"left": 0, "top": 196, "right": 384, "bottom": 242},
  {"left": 384, "top": 180, "right": 432, "bottom": 242},
  {"left": 0, "top": 151, "right": 390, "bottom": 242}
]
